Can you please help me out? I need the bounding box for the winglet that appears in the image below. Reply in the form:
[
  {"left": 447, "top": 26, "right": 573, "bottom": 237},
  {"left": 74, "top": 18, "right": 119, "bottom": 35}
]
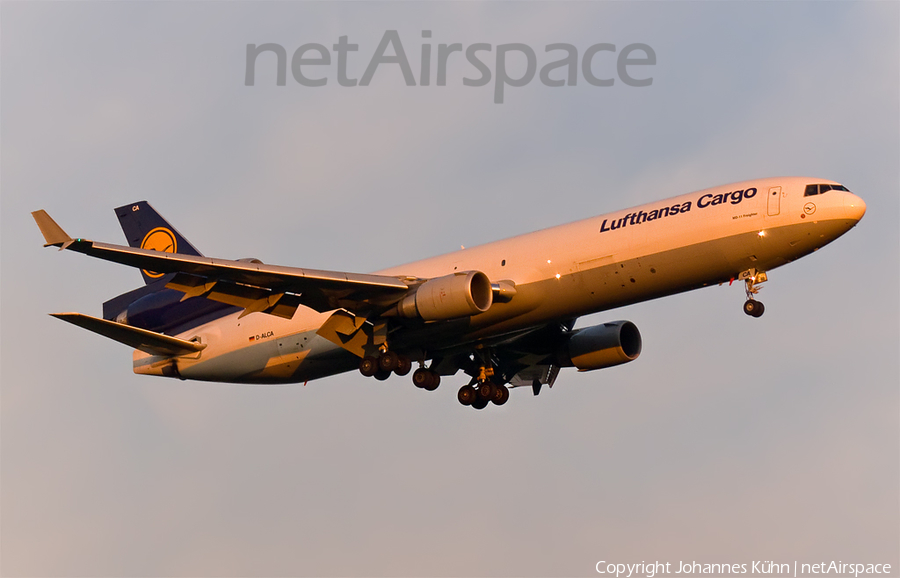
[{"left": 32, "top": 210, "right": 74, "bottom": 250}]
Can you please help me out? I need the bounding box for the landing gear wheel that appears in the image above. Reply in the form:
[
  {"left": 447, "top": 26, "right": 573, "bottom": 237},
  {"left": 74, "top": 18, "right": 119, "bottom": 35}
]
[
  {"left": 458, "top": 385, "right": 477, "bottom": 406},
  {"left": 743, "top": 299, "right": 765, "bottom": 317},
  {"left": 471, "top": 396, "right": 489, "bottom": 410},
  {"left": 373, "top": 369, "right": 392, "bottom": 381},
  {"left": 359, "top": 356, "right": 378, "bottom": 377},
  {"left": 413, "top": 368, "right": 432, "bottom": 389},
  {"left": 378, "top": 351, "right": 399, "bottom": 372},
  {"left": 394, "top": 355, "right": 412, "bottom": 376},
  {"left": 491, "top": 384, "right": 510, "bottom": 406},
  {"left": 423, "top": 373, "right": 440, "bottom": 391},
  {"left": 478, "top": 382, "right": 494, "bottom": 400}
]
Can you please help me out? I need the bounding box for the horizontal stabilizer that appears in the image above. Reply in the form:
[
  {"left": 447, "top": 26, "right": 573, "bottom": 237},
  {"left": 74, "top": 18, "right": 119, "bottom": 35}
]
[{"left": 51, "top": 313, "right": 207, "bottom": 357}]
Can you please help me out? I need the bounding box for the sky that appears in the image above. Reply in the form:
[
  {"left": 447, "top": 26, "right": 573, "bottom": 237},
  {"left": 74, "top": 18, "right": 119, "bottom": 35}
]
[{"left": 1, "top": 2, "right": 898, "bottom": 577}]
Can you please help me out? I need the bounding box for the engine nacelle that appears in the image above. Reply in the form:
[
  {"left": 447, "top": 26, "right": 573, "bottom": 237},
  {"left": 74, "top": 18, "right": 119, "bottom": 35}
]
[
  {"left": 560, "top": 320, "right": 642, "bottom": 371},
  {"left": 397, "top": 271, "right": 493, "bottom": 321}
]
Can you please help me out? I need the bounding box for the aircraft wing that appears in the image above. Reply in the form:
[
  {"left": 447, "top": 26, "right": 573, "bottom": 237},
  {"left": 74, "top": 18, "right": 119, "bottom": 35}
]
[
  {"left": 32, "top": 210, "right": 411, "bottom": 316},
  {"left": 51, "top": 313, "right": 207, "bottom": 356}
]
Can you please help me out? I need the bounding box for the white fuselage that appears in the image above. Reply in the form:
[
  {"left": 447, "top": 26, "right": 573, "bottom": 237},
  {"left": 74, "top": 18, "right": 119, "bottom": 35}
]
[{"left": 135, "top": 177, "right": 864, "bottom": 383}]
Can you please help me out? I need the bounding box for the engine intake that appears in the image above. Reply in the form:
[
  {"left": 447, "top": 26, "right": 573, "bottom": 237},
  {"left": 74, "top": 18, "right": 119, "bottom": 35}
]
[
  {"left": 397, "top": 271, "right": 493, "bottom": 321},
  {"left": 560, "top": 320, "right": 642, "bottom": 371}
]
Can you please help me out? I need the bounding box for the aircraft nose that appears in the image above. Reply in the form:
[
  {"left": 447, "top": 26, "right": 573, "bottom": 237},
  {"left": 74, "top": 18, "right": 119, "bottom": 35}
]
[{"left": 844, "top": 193, "right": 866, "bottom": 221}]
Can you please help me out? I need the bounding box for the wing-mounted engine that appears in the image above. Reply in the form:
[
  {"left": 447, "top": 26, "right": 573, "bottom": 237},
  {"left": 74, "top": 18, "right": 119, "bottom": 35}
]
[
  {"left": 394, "top": 271, "right": 493, "bottom": 321},
  {"left": 559, "top": 320, "right": 642, "bottom": 371}
]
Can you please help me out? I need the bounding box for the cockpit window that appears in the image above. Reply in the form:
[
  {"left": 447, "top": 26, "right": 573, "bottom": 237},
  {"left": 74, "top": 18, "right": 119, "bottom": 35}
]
[{"left": 804, "top": 183, "right": 850, "bottom": 196}]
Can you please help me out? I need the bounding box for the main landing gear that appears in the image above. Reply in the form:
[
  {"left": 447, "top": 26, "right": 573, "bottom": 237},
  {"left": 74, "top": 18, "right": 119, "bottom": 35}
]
[
  {"left": 357, "top": 349, "right": 512, "bottom": 408},
  {"left": 457, "top": 382, "right": 510, "bottom": 409},
  {"left": 412, "top": 367, "right": 440, "bottom": 391},
  {"left": 358, "top": 351, "right": 440, "bottom": 390},
  {"left": 741, "top": 270, "right": 767, "bottom": 318},
  {"left": 457, "top": 365, "right": 510, "bottom": 410}
]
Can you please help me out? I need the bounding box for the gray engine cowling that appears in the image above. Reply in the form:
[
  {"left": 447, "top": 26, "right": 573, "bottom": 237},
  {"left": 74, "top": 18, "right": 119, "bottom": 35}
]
[
  {"left": 397, "top": 271, "right": 493, "bottom": 321},
  {"left": 559, "top": 320, "right": 642, "bottom": 371}
]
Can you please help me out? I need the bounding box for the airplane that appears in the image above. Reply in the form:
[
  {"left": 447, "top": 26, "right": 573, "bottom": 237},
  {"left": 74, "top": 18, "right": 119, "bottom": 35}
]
[{"left": 32, "top": 176, "right": 865, "bottom": 410}]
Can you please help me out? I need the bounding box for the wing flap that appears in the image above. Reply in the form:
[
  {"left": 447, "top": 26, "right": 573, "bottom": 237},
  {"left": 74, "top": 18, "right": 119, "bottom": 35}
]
[
  {"left": 51, "top": 313, "right": 206, "bottom": 357},
  {"left": 165, "top": 273, "right": 302, "bottom": 319}
]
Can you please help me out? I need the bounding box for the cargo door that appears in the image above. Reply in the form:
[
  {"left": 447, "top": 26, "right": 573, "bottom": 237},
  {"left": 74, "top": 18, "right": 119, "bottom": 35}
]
[{"left": 767, "top": 186, "right": 782, "bottom": 216}]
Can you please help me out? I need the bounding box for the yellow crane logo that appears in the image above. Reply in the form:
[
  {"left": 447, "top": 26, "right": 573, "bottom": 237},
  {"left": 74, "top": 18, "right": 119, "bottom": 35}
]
[{"left": 140, "top": 227, "right": 177, "bottom": 278}]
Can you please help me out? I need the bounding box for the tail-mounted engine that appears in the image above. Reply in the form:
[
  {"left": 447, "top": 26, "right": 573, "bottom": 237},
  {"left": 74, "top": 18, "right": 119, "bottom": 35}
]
[
  {"left": 396, "top": 271, "right": 493, "bottom": 321},
  {"left": 559, "top": 320, "right": 642, "bottom": 371}
]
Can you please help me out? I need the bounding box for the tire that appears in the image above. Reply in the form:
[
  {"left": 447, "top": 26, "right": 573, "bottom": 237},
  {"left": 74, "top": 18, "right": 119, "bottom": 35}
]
[
  {"left": 394, "top": 355, "right": 412, "bottom": 376},
  {"left": 423, "top": 373, "right": 440, "bottom": 391},
  {"left": 379, "top": 351, "right": 399, "bottom": 372},
  {"left": 752, "top": 301, "right": 765, "bottom": 317},
  {"left": 478, "top": 382, "right": 494, "bottom": 400},
  {"left": 492, "top": 384, "right": 509, "bottom": 406},
  {"left": 359, "top": 356, "right": 379, "bottom": 377},
  {"left": 413, "top": 368, "right": 432, "bottom": 389},
  {"left": 373, "top": 369, "right": 391, "bottom": 381},
  {"left": 458, "top": 385, "right": 477, "bottom": 406},
  {"left": 743, "top": 300, "right": 758, "bottom": 316},
  {"left": 471, "top": 396, "right": 489, "bottom": 410}
]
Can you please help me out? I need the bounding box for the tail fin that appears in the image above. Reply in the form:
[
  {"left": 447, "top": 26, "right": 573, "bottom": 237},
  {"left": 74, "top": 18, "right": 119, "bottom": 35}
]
[{"left": 114, "top": 201, "right": 203, "bottom": 285}]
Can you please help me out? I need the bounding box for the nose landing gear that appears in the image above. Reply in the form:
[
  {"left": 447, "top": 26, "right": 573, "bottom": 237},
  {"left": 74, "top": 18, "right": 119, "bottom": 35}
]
[
  {"left": 740, "top": 270, "right": 767, "bottom": 317},
  {"left": 743, "top": 299, "right": 765, "bottom": 317}
]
